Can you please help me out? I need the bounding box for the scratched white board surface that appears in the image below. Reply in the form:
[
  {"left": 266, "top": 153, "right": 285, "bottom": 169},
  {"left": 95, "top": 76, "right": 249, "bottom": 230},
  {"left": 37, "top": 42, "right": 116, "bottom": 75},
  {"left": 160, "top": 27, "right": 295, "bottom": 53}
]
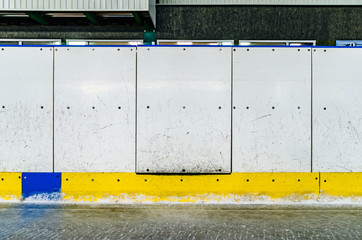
[
  {"left": 0, "top": 47, "right": 53, "bottom": 172},
  {"left": 313, "top": 48, "right": 362, "bottom": 172},
  {"left": 233, "top": 47, "right": 311, "bottom": 172},
  {"left": 54, "top": 47, "right": 136, "bottom": 172},
  {"left": 137, "top": 46, "right": 232, "bottom": 173}
]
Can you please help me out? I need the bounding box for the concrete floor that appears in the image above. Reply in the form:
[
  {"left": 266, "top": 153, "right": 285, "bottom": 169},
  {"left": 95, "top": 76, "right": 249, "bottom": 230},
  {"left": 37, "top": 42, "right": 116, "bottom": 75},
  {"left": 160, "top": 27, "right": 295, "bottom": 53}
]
[{"left": 0, "top": 204, "right": 361, "bottom": 239}]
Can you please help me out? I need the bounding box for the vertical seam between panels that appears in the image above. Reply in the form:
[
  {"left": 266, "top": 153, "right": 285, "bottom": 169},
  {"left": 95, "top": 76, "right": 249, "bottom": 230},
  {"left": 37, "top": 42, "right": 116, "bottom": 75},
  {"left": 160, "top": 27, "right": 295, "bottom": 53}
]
[
  {"left": 230, "top": 47, "right": 233, "bottom": 173},
  {"left": 135, "top": 46, "right": 138, "bottom": 172},
  {"left": 52, "top": 47, "right": 55, "bottom": 173},
  {"left": 311, "top": 48, "right": 313, "bottom": 173}
]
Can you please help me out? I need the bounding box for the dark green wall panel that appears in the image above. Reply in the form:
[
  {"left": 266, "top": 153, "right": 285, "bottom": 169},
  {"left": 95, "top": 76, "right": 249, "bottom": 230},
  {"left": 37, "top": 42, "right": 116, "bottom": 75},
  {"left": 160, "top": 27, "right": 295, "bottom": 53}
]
[
  {"left": 0, "top": 6, "right": 361, "bottom": 42},
  {"left": 156, "top": 6, "right": 362, "bottom": 42}
]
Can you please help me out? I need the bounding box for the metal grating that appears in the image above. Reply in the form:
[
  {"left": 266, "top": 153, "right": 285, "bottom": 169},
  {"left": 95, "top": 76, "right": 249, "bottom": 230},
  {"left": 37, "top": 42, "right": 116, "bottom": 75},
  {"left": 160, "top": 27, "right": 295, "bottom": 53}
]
[
  {"left": 0, "top": 0, "right": 151, "bottom": 11},
  {"left": 0, "top": 0, "right": 156, "bottom": 26}
]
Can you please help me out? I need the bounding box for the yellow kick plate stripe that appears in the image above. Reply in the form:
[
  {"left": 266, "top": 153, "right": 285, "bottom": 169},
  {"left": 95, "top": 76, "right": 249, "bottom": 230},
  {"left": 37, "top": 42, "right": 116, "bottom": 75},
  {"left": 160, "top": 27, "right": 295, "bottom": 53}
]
[
  {"left": 61, "top": 173, "right": 320, "bottom": 202},
  {"left": 0, "top": 173, "right": 22, "bottom": 200},
  {"left": 320, "top": 173, "right": 362, "bottom": 197}
]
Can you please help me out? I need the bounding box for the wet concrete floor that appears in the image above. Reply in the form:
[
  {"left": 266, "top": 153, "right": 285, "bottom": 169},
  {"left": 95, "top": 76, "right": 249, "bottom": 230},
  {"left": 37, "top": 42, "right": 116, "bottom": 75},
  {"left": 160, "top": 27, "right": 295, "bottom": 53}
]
[{"left": 0, "top": 203, "right": 361, "bottom": 239}]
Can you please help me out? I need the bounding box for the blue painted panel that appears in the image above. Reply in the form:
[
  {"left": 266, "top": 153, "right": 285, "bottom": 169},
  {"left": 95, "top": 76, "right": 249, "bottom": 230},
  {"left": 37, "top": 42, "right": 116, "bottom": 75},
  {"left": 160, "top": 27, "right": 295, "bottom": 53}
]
[{"left": 22, "top": 173, "right": 61, "bottom": 199}]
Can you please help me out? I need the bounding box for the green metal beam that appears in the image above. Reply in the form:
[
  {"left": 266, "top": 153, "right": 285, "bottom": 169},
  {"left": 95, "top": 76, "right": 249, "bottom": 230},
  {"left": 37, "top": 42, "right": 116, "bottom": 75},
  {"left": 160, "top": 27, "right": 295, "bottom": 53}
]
[
  {"left": 132, "top": 12, "right": 143, "bottom": 26},
  {"left": 83, "top": 12, "right": 103, "bottom": 25},
  {"left": 144, "top": 22, "right": 156, "bottom": 45},
  {"left": 26, "top": 12, "right": 49, "bottom": 25}
]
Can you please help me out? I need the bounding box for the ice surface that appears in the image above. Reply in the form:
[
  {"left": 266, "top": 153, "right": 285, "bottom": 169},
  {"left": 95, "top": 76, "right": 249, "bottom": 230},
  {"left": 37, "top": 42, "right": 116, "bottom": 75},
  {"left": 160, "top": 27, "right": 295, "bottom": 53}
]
[
  {"left": 1, "top": 194, "right": 362, "bottom": 239},
  {"left": 0, "top": 203, "right": 361, "bottom": 239}
]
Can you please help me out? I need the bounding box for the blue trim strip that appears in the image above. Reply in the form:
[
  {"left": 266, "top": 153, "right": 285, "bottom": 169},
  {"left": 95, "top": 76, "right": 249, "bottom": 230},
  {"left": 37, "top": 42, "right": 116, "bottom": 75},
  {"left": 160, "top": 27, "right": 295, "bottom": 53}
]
[
  {"left": 0, "top": 45, "right": 137, "bottom": 48},
  {"left": 139, "top": 45, "right": 233, "bottom": 48},
  {"left": 234, "top": 45, "right": 312, "bottom": 48},
  {"left": 312, "top": 46, "right": 362, "bottom": 48},
  {"left": 235, "top": 46, "right": 362, "bottom": 48},
  {"left": 55, "top": 45, "right": 137, "bottom": 48},
  {"left": 1, "top": 45, "right": 362, "bottom": 48},
  {"left": 0, "top": 45, "right": 57, "bottom": 47}
]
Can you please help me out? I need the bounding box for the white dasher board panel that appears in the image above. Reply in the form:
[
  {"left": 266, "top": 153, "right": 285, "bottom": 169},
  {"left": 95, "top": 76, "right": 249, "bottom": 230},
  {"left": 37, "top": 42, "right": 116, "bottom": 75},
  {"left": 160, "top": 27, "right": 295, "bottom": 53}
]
[
  {"left": 0, "top": 47, "right": 53, "bottom": 172},
  {"left": 54, "top": 47, "right": 136, "bottom": 172},
  {"left": 233, "top": 47, "right": 311, "bottom": 172},
  {"left": 313, "top": 48, "right": 362, "bottom": 172},
  {"left": 137, "top": 46, "right": 232, "bottom": 173}
]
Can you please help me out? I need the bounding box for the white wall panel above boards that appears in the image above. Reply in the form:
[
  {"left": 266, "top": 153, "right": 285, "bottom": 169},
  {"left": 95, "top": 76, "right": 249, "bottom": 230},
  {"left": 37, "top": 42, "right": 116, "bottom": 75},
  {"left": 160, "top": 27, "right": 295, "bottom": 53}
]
[
  {"left": 54, "top": 47, "right": 136, "bottom": 172},
  {"left": 313, "top": 48, "right": 362, "bottom": 172},
  {"left": 0, "top": 47, "right": 53, "bottom": 172},
  {"left": 233, "top": 47, "right": 312, "bottom": 172},
  {"left": 137, "top": 46, "right": 232, "bottom": 173}
]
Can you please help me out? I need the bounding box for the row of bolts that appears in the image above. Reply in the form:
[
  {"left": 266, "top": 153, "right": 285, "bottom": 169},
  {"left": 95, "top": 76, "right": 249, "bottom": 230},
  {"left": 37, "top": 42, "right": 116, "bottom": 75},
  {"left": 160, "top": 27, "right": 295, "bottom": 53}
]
[{"left": 1, "top": 106, "right": 331, "bottom": 110}]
